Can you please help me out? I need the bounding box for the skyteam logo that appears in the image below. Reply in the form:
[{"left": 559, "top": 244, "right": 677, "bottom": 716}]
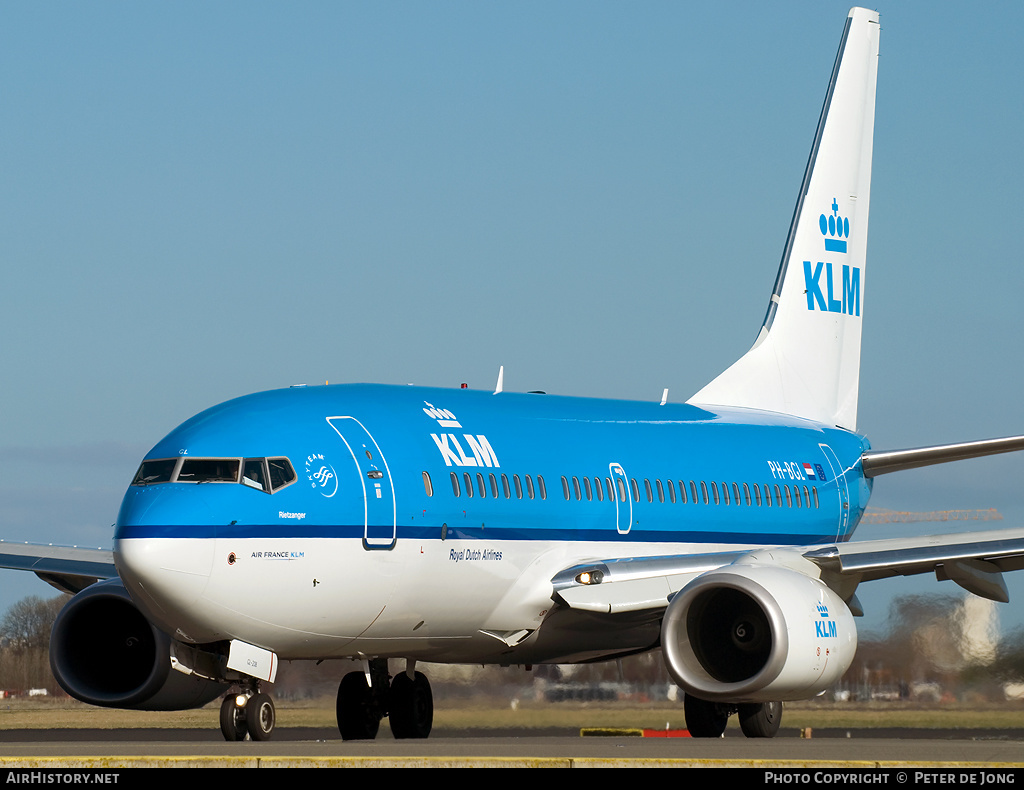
[
  {"left": 819, "top": 197, "right": 850, "bottom": 253},
  {"left": 305, "top": 453, "right": 338, "bottom": 498},
  {"left": 804, "top": 197, "right": 860, "bottom": 317}
]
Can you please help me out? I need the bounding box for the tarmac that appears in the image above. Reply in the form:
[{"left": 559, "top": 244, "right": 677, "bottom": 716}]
[{"left": 0, "top": 726, "right": 1022, "bottom": 768}]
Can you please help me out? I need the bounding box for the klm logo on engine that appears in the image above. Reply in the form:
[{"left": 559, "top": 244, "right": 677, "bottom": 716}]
[
  {"left": 424, "top": 401, "right": 500, "bottom": 468},
  {"left": 815, "top": 602, "right": 837, "bottom": 638},
  {"left": 803, "top": 197, "right": 860, "bottom": 317}
]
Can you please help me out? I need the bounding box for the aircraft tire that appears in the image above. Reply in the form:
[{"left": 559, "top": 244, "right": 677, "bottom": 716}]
[
  {"left": 389, "top": 671, "right": 433, "bottom": 739},
  {"left": 246, "top": 692, "right": 276, "bottom": 741},
  {"left": 683, "top": 694, "right": 730, "bottom": 738},
  {"left": 738, "top": 700, "right": 782, "bottom": 738},
  {"left": 337, "top": 671, "right": 381, "bottom": 740},
  {"left": 219, "top": 695, "right": 248, "bottom": 741}
]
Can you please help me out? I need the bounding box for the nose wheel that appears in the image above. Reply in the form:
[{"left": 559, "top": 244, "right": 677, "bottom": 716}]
[
  {"left": 220, "top": 694, "right": 248, "bottom": 741},
  {"left": 219, "top": 689, "right": 277, "bottom": 741}
]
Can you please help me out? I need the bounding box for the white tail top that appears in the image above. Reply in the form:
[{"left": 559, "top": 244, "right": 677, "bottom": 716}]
[{"left": 689, "top": 8, "right": 880, "bottom": 431}]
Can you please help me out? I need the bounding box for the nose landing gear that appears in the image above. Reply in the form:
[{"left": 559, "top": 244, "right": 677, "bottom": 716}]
[{"left": 219, "top": 686, "right": 277, "bottom": 741}]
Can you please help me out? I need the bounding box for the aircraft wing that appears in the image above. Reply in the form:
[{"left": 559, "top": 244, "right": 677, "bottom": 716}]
[
  {"left": 552, "top": 527, "right": 1024, "bottom": 614},
  {"left": 0, "top": 541, "right": 117, "bottom": 595}
]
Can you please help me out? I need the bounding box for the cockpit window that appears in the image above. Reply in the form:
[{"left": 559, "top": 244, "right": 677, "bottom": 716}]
[
  {"left": 129, "top": 456, "right": 297, "bottom": 493},
  {"left": 132, "top": 459, "right": 178, "bottom": 486},
  {"left": 178, "top": 458, "right": 240, "bottom": 483},
  {"left": 242, "top": 458, "right": 268, "bottom": 491},
  {"left": 267, "top": 458, "right": 296, "bottom": 491}
]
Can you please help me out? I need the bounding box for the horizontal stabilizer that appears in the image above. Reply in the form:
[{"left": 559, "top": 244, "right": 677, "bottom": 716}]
[{"left": 861, "top": 434, "right": 1024, "bottom": 477}]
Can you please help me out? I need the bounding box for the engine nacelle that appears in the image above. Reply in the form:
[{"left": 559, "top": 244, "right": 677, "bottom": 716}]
[
  {"left": 661, "top": 564, "right": 857, "bottom": 702},
  {"left": 50, "top": 578, "right": 228, "bottom": 711}
]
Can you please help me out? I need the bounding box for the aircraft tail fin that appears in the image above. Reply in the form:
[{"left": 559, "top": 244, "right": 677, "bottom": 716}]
[{"left": 688, "top": 7, "right": 880, "bottom": 431}]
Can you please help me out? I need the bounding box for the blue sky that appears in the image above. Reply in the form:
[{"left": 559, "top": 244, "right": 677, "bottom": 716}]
[{"left": 1, "top": 0, "right": 1023, "bottom": 638}]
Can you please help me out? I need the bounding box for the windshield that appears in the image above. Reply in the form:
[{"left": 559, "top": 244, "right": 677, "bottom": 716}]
[{"left": 130, "top": 457, "right": 296, "bottom": 492}]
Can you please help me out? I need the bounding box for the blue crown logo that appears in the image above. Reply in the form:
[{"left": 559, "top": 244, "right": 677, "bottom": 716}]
[
  {"left": 819, "top": 198, "right": 849, "bottom": 253},
  {"left": 816, "top": 602, "right": 830, "bottom": 618}
]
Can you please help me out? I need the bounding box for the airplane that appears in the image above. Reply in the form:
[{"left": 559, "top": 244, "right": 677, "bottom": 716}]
[{"left": 4, "top": 6, "right": 1024, "bottom": 742}]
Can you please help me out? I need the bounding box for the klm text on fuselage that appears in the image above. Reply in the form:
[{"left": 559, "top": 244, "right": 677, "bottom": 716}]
[{"left": 803, "top": 261, "right": 860, "bottom": 316}]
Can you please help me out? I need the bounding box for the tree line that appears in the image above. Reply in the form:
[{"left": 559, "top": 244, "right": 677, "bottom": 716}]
[{"left": 0, "top": 593, "right": 69, "bottom": 695}]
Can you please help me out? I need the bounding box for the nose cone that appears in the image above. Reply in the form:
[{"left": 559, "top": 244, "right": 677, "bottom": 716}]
[{"left": 114, "top": 486, "right": 216, "bottom": 642}]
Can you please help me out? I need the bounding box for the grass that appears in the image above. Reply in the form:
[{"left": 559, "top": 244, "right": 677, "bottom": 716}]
[{"left": 1, "top": 697, "right": 1024, "bottom": 732}]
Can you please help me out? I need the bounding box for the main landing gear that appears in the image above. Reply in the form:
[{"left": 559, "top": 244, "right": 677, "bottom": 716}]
[
  {"left": 336, "top": 658, "right": 434, "bottom": 740},
  {"left": 220, "top": 685, "right": 276, "bottom": 741},
  {"left": 684, "top": 694, "right": 782, "bottom": 738}
]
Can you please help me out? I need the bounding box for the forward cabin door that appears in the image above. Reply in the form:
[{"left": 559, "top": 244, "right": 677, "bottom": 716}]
[{"left": 327, "top": 416, "right": 397, "bottom": 549}]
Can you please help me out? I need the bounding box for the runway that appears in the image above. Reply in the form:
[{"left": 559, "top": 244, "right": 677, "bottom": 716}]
[{"left": 0, "top": 727, "right": 1022, "bottom": 768}]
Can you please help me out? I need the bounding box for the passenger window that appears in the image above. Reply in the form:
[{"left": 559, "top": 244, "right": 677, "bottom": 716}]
[
  {"left": 605, "top": 478, "right": 615, "bottom": 502},
  {"left": 644, "top": 479, "right": 653, "bottom": 503},
  {"left": 526, "top": 475, "right": 535, "bottom": 500},
  {"left": 562, "top": 476, "right": 570, "bottom": 500},
  {"left": 711, "top": 482, "right": 720, "bottom": 505},
  {"left": 812, "top": 486, "right": 819, "bottom": 508},
  {"left": 451, "top": 472, "right": 461, "bottom": 497},
  {"left": 477, "top": 473, "right": 486, "bottom": 498},
  {"left": 490, "top": 473, "right": 499, "bottom": 498},
  {"left": 464, "top": 472, "right": 473, "bottom": 497},
  {"left": 691, "top": 481, "right": 699, "bottom": 504},
  {"left": 732, "top": 483, "right": 741, "bottom": 505},
  {"left": 594, "top": 477, "right": 604, "bottom": 502},
  {"left": 502, "top": 474, "right": 511, "bottom": 498},
  {"left": 616, "top": 478, "right": 627, "bottom": 503},
  {"left": 538, "top": 475, "right": 547, "bottom": 500},
  {"left": 422, "top": 471, "right": 433, "bottom": 497},
  {"left": 678, "top": 481, "right": 687, "bottom": 504},
  {"left": 514, "top": 475, "right": 523, "bottom": 499},
  {"left": 630, "top": 479, "right": 640, "bottom": 503},
  {"left": 583, "top": 477, "right": 592, "bottom": 501},
  {"left": 666, "top": 479, "right": 675, "bottom": 503},
  {"left": 572, "top": 476, "right": 582, "bottom": 501},
  {"left": 764, "top": 484, "right": 772, "bottom": 507},
  {"left": 721, "top": 482, "right": 729, "bottom": 505}
]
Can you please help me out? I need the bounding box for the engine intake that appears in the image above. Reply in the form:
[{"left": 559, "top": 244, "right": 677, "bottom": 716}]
[
  {"left": 50, "top": 579, "right": 227, "bottom": 711},
  {"left": 661, "top": 564, "right": 856, "bottom": 702}
]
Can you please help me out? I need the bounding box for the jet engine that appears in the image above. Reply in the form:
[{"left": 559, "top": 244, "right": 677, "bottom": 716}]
[
  {"left": 661, "top": 563, "right": 857, "bottom": 702},
  {"left": 50, "top": 578, "right": 228, "bottom": 711}
]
